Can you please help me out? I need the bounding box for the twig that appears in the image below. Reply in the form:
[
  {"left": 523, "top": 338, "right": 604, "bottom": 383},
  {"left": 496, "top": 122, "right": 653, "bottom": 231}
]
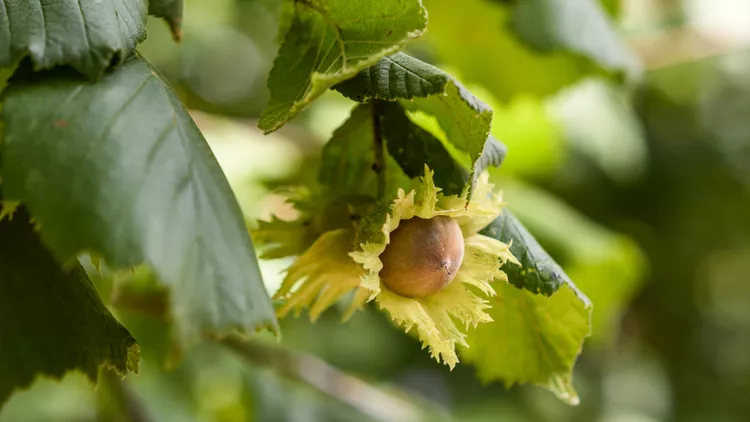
[
  {"left": 221, "top": 337, "right": 423, "bottom": 422},
  {"left": 372, "top": 100, "right": 386, "bottom": 199}
]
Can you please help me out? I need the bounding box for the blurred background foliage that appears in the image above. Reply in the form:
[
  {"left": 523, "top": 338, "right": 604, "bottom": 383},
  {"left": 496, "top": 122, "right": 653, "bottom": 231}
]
[{"left": 4, "top": 0, "right": 750, "bottom": 421}]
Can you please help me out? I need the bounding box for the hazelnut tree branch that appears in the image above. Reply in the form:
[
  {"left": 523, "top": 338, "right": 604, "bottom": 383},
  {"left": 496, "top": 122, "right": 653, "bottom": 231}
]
[{"left": 220, "top": 336, "right": 434, "bottom": 422}]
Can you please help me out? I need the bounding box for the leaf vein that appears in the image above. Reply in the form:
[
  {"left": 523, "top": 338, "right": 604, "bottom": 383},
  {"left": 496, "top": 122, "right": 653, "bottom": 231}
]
[
  {"left": 298, "top": 0, "right": 347, "bottom": 70},
  {"left": 36, "top": 0, "right": 47, "bottom": 59},
  {"left": 65, "top": 74, "right": 154, "bottom": 230},
  {"left": 75, "top": 0, "right": 93, "bottom": 58}
]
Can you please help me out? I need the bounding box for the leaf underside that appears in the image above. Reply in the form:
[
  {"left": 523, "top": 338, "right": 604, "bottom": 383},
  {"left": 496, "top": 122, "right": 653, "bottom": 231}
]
[
  {"left": 378, "top": 101, "right": 468, "bottom": 196},
  {"left": 0, "top": 55, "right": 278, "bottom": 346},
  {"left": 0, "top": 207, "right": 138, "bottom": 405},
  {"left": 0, "top": 0, "right": 148, "bottom": 78},
  {"left": 336, "top": 52, "right": 493, "bottom": 160},
  {"left": 335, "top": 53, "right": 504, "bottom": 197},
  {"left": 259, "top": 0, "right": 427, "bottom": 133},
  {"left": 463, "top": 282, "right": 591, "bottom": 405},
  {"left": 471, "top": 136, "right": 507, "bottom": 183},
  {"left": 469, "top": 210, "right": 592, "bottom": 402}
]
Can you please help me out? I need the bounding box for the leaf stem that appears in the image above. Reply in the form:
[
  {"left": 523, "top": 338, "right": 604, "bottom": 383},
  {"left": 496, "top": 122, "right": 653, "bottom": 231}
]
[{"left": 372, "top": 100, "right": 386, "bottom": 198}]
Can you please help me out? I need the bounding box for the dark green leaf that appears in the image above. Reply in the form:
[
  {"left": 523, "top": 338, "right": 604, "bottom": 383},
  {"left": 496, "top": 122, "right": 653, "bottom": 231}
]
[
  {"left": 0, "top": 206, "right": 139, "bottom": 405},
  {"left": 334, "top": 52, "right": 449, "bottom": 102},
  {"left": 470, "top": 136, "right": 506, "bottom": 194},
  {"left": 258, "top": 0, "right": 427, "bottom": 133},
  {"left": 319, "top": 104, "right": 379, "bottom": 196},
  {"left": 335, "top": 53, "right": 492, "bottom": 161},
  {"left": 0, "top": 0, "right": 147, "bottom": 78},
  {"left": 466, "top": 193, "right": 592, "bottom": 404},
  {"left": 379, "top": 101, "right": 468, "bottom": 196},
  {"left": 509, "top": 0, "right": 638, "bottom": 75},
  {"left": 0, "top": 55, "right": 277, "bottom": 347},
  {"left": 317, "top": 102, "right": 412, "bottom": 199},
  {"left": 480, "top": 210, "right": 589, "bottom": 298},
  {"left": 148, "top": 0, "right": 183, "bottom": 41},
  {"left": 335, "top": 53, "right": 496, "bottom": 195}
]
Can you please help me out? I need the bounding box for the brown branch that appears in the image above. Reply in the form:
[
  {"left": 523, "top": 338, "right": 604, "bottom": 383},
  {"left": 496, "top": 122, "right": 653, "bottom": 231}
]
[{"left": 221, "top": 337, "right": 424, "bottom": 422}]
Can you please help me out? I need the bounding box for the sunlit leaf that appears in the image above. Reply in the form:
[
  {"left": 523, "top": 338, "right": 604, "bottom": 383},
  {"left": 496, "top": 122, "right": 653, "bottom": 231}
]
[
  {"left": 0, "top": 65, "right": 12, "bottom": 92},
  {"left": 405, "top": 80, "right": 493, "bottom": 168},
  {"left": 336, "top": 53, "right": 497, "bottom": 194},
  {"left": 0, "top": 55, "right": 277, "bottom": 347},
  {"left": 0, "top": 0, "right": 147, "bottom": 78},
  {"left": 319, "top": 104, "right": 379, "bottom": 196},
  {"left": 336, "top": 52, "right": 492, "bottom": 161},
  {"left": 259, "top": 0, "right": 427, "bottom": 133},
  {"left": 317, "top": 102, "right": 418, "bottom": 199},
  {"left": 462, "top": 282, "right": 591, "bottom": 405},
  {"left": 379, "top": 101, "right": 468, "bottom": 196},
  {"left": 0, "top": 207, "right": 139, "bottom": 405},
  {"left": 502, "top": 180, "right": 645, "bottom": 345}
]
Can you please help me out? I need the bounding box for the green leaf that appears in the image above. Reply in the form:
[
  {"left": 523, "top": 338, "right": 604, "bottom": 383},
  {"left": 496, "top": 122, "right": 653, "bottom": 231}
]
[
  {"left": 335, "top": 53, "right": 492, "bottom": 161},
  {"left": 317, "top": 102, "right": 413, "bottom": 199},
  {"left": 319, "top": 103, "right": 379, "bottom": 196},
  {"left": 0, "top": 0, "right": 147, "bottom": 78},
  {"left": 502, "top": 179, "right": 645, "bottom": 346},
  {"left": 258, "top": 0, "right": 427, "bottom": 133},
  {"left": 0, "top": 55, "right": 278, "bottom": 347},
  {"left": 0, "top": 207, "right": 139, "bottom": 405},
  {"left": 148, "top": 0, "right": 183, "bottom": 41},
  {"left": 480, "top": 210, "right": 583, "bottom": 297},
  {"left": 405, "top": 80, "right": 493, "bottom": 162},
  {"left": 470, "top": 136, "right": 506, "bottom": 193},
  {"left": 334, "top": 53, "right": 495, "bottom": 193},
  {"left": 462, "top": 282, "right": 591, "bottom": 405},
  {"left": 472, "top": 137, "right": 507, "bottom": 175},
  {"left": 379, "top": 101, "right": 468, "bottom": 196},
  {"left": 509, "top": 0, "right": 638, "bottom": 75},
  {"left": 334, "top": 52, "right": 449, "bottom": 102}
]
